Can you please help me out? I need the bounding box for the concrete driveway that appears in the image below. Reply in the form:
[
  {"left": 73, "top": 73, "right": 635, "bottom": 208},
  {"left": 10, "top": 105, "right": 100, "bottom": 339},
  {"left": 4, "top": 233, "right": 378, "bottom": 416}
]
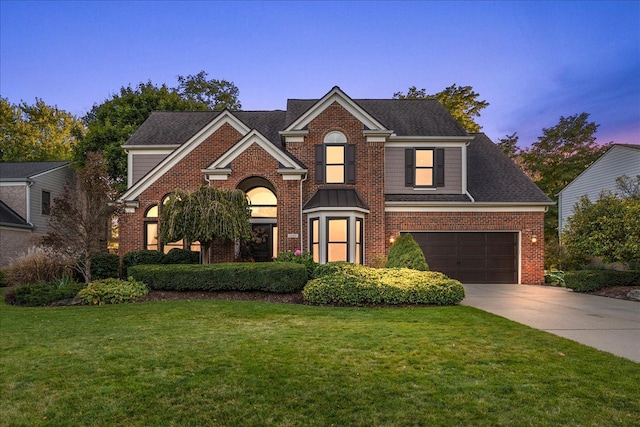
[{"left": 462, "top": 283, "right": 640, "bottom": 363}]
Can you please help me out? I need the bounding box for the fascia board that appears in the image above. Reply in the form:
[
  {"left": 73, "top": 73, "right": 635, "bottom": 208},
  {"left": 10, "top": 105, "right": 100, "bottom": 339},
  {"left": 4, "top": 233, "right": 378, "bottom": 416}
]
[
  {"left": 385, "top": 202, "right": 551, "bottom": 213},
  {"left": 120, "top": 111, "right": 250, "bottom": 201},
  {"left": 302, "top": 206, "right": 371, "bottom": 215},
  {"left": 386, "top": 136, "right": 474, "bottom": 146}
]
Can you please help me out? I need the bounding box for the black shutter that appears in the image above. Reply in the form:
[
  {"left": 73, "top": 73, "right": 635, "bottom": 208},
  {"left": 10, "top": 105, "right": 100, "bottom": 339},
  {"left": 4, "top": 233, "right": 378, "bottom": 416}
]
[
  {"left": 315, "top": 144, "right": 324, "bottom": 184},
  {"left": 436, "top": 148, "right": 445, "bottom": 187},
  {"left": 346, "top": 144, "right": 356, "bottom": 184},
  {"left": 405, "top": 148, "right": 414, "bottom": 187}
]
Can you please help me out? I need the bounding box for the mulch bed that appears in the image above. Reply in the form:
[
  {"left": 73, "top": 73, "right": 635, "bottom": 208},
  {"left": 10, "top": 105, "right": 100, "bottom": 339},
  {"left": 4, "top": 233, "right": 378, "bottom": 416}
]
[{"left": 587, "top": 286, "right": 640, "bottom": 301}]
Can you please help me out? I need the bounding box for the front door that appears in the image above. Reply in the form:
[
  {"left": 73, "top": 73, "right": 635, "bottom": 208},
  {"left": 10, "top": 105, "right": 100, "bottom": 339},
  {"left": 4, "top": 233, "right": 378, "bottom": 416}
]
[{"left": 251, "top": 223, "right": 275, "bottom": 262}]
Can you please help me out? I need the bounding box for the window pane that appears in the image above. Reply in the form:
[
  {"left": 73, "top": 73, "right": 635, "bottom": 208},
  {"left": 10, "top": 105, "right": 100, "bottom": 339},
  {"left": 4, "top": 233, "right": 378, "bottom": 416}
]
[
  {"left": 163, "top": 240, "right": 184, "bottom": 254},
  {"left": 190, "top": 241, "right": 201, "bottom": 252},
  {"left": 312, "top": 220, "right": 319, "bottom": 242},
  {"left": 312, "top": 244, "right": 319, "bottom": 262},
  {"left": 145, "top": 223, "right": 158, "bottom": 250},
  {"left": 249, "top": 206, "right": 277, "bottom": 218},
  {"left": 415, "top": 169, "right": 433, "bottom": 186},
  {"left": 272, "top": 226, "right": 278, "bottom": 259},
  {"left": 328, "top": 219, "right": 347, "bottom": 241},
  {"left": 416, "top": 149, "right": 433, "bottom": 167},
  {"left": 326, "top": 146, "right": 344, "bottom": 164},
  {"left": 326, "top": 165, "right": 344, "bottom": 183},
  {"left": 146, "top": 205, "right": 158, "bottom": 218},
  {"left": 328, "top": 243, "right": 348, "bottom": 262},
  {"left": 246, "top": 187, "right": 277, "bottom": 205},
  {"left": 324, "top": 132, "right": 347, "bottom": 144}
]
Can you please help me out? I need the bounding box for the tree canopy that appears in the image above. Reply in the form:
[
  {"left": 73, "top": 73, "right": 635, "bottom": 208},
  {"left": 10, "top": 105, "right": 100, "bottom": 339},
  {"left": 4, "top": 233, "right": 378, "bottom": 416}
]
[
  {"left": 159, "top": 186, "right": 252, "bottom": 264},
  {"left": 176, "top": 71, "right": 241, "bottom": 110},
  {"left": 393, "top": 84, "right": 489, "bottom": 133},
  {"left": 1, "top": 97, "right": 83, "bottom": 162}
]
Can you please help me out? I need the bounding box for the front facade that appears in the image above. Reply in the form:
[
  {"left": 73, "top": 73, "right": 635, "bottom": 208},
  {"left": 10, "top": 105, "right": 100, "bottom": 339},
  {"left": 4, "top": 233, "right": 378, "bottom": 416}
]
[
  {"left": 119, "top": 87, "right": 551, "bottom": 284},
  {"left": 0, "top": 162, "right": 73, "bottom": 267},
  {"left": 558, "top": 144, "right": 640, "bottom": 238}
]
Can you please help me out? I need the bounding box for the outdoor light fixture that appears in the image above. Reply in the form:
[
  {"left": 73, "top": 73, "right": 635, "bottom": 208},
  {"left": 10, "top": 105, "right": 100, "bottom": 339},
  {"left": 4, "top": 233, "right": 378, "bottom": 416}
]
[
  {"left": 531, "top": 235, "right": 538, "bottom": 244},
  {"left": 389, "top": 237, "right": 395, "bottom": 244}
]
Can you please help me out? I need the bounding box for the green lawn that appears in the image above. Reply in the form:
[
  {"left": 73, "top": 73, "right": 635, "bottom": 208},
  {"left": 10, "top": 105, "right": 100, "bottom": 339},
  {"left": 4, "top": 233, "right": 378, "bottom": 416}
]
[{"left": 1, "top": 298, "right": 638, "bottom": 426}]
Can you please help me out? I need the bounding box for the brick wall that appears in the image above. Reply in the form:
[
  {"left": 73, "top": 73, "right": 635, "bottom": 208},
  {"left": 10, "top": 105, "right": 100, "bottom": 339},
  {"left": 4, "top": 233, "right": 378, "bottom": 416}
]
[{"left": 385, "top": 211, "right": 545, "bottom": 285}]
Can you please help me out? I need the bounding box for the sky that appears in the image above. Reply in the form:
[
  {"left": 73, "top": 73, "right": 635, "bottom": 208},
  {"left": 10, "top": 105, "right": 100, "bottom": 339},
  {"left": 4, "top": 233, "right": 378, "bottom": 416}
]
[{"left": 1, "top": 1, "right": 638, "bottom": 147}]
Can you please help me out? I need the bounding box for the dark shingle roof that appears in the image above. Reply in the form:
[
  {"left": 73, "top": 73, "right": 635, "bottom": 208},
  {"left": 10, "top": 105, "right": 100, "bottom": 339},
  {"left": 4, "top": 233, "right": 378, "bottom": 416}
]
[
  {"left": 0, "top": 200, "right": 31, "bottom": 228},
  {"left": 233, "top": 111, "right": 287, "bottom": 146},
  {"left": 467, "top": 133, "right": 552, "bottom": 203},
  {"left": 385, "top": 194, "right": 472, "bottom": 202},
  {"left": 0, "top": 161, "right": 69, "bottom": 180},
  {"left": 303, "top": 188, "right": 370, "bottom": 211},
  {"left": 285, "top": 99, "right": 467, "bottom": 136}
]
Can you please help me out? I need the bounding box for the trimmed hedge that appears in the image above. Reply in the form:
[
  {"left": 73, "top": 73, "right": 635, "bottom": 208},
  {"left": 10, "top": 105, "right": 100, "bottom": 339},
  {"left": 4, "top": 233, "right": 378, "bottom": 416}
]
[
  {"left": 122, "top": 249, "right": 200, "bottom": 271},
  {"left": 564, "top": 270, "right": 640, "bottom": 292},
  {"left": 7, "top": 280, "right": 85, "bottom": 307},
  {"left": 303, "top": 264, "right": 464, "bottom": 306},
  {"left": 129, "top": 262, "right": 308, "bottom": 293},
  {"left": 164, "top": 248, "right": 200, "bottom": 265},
  {"left": 90, "top": 253, "right": 120, "bottom": 279}
]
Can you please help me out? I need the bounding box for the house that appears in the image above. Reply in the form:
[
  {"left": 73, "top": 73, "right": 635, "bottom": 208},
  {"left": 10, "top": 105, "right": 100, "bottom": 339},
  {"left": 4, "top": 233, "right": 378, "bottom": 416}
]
[
  {"left": 118, "top": 87, "right": 552, "bottom": 284},
  {"left": 558, "top": 144, "right": 640, "bottom": 238},
  {"left": 0, "top": 161, "right": 73, "bottom": 268}
]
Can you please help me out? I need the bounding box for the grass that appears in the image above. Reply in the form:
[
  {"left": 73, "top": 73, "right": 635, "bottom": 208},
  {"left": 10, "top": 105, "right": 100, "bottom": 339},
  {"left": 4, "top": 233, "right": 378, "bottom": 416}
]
[{"left": 1, "top": 297, "right": 639, "bottom": 426}]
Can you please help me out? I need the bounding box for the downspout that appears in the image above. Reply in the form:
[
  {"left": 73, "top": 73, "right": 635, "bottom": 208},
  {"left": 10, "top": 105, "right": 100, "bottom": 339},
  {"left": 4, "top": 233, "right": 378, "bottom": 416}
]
[{"left": 300, "top": 173, "right": 308, "bottom": 252}]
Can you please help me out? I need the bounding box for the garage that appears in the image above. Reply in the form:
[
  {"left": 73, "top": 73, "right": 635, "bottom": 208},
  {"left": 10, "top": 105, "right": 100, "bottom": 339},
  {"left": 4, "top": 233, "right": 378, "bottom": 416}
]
[{"left": 410, "top": 232, "right": 518, "bottom": 284}]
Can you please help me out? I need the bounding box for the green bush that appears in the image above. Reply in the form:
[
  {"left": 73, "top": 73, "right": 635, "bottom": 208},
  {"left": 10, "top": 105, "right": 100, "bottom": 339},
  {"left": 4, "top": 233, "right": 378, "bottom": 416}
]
[
  {"left": 76, "top": 278, "right": 148, "bottom": 305},
  {"left": 7, "top": 277, "right": 85, "bottom": 307},
  {"left": 385, "top": 233, "right": 429, "bottom": 271},
  {"left": 303, "top": 265, "right": 464, "bottom": 306},
  {"left": 122, "top": 250, "right": 166, "bottom": 270},
  {"left": 564, "top": 270, "right": 640, "bottom": 292},
  {"left": 275, "top": 250, "right": 318, "bottom": 279},
  {"left": 544, "top": 270, "right": 565, "bottom": 287},
  {"left": 312, "top": 261, "right": 361, "bottom": 278},
  {"left": 129, "top": 262, "right": 308, "bottom": 293},
  {"left": 90, "top": 253, "right": 120, "bottom": 279},
  {"left": 164, "top": 248, "right": 200, "bottom": 265}
]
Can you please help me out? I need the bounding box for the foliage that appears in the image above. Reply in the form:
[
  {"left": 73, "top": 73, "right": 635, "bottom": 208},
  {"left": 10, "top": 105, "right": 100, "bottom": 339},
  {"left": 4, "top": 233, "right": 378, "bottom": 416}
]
[
  {"left": 496, "top": 132, "right": 522, "bottom": 162},
  {"left": 393, "top": 84, "right": 489, "bottom": 133},
  {"left": 564, "top": 270, "right": 640, "bottom": 292},
  {"left": 77, "top": 277, "right": 148, "bottom": 305},
  {"left": 176, "top": 71, "right": 241, "bottom": 110},
  {"left": 129, "top": 263, "right": 307, "bottom": 293},
  {"left": 616, "top": 175, "right": 640, "bottom": 199},
  {"left": 368, "top": 254, "right": 388, "bottom": 269},
  {"left": 42, "top": 152, "right": 121, "bottom": 282},
  {"left": 0, "top": 270, "right": 6, "bottom": 287},
  {"left": 385, "top": 233, "right": 429, "bottom": 270},
  {"left": 303, "top": 264, "right": 464, "bottom": 306},
  {"left": 122, "top": 250, "right": 166, "bottom": 270},
  {"left": 160, "top": 186, "right": 251, "bottom": 264},
  {"left": 74, "top": 73, "right": 240, "bottom": 189},
  {"left": 562, "top": 192, "right": 640, "bottom": 266},
  {"left": 4, "top": 246, "right": 74, "bottom": 286},
  {"left": 544, "top": 270, "right": 565, "bottom": 287},
  {"left": 163, "top": 248, "right": 200, "bottom": 265},
  {"left": 274, "top": 250, "right": 318, "bottom": 279},
  {"left": 90, "top": 252, "right": 120, "bottom": 279},
  {"left": 0, "top": 97, "right": 83, "bottom": 162},
  {"left": 7, "top": 278, "right": 85, "bottom": 306}
]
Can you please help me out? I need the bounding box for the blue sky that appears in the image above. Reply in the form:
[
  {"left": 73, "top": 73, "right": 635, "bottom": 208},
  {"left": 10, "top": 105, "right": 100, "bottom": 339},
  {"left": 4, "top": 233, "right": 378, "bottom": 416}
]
[{"left": 1, "top": 1, "right": 638, "bottom": 147}]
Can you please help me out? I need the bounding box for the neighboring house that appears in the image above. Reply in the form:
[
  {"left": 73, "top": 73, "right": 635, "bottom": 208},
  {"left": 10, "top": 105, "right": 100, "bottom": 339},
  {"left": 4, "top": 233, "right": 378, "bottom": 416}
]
[
  {"left": 0, "top": 161, "right": 73, "bottom": 268},
  {"left": 558, "top": 144, "right": 640, "bottom": 238},
  {"left": 119, "top": 87, "right": 552, "bottom": 284}
]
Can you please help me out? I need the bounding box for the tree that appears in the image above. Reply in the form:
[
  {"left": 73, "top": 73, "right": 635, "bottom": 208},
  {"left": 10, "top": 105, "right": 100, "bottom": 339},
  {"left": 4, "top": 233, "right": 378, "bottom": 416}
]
[
  {"left": 616, "top": 175, "right": 640, "bottom": 200},
  {"left": 176, "top": 71, "right": 241, "bottom": 110},
  {"left": 159, "top": 186, "right": 252, "bottom": 264},
  {"left": 385, "top": 233, "right": 429, "bottom": 271},
  {"left": 497, "top": 132, "right": 520, "bottom": 158},
  {"left": 519, "top": 113, "right": 609, "bottom": 238},
  {"left": 393, "top": 84, "right": 489, "bottom": 133},
  {"left": 1, "top": 97, "right": 83, "bottom": 162},
  {"left": 42, "top": 152, "right": 121, "bottom": 282}
]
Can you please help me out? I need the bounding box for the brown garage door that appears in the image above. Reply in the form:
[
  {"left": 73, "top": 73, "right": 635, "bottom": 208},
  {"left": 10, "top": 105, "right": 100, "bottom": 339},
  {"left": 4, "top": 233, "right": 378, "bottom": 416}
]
[{"left": 410, "top": 232, "right": 518, "bottom": 284}]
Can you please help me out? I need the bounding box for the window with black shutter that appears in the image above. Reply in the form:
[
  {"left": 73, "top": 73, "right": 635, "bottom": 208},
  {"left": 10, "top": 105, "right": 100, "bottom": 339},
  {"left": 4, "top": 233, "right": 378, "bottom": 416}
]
[
  {"left": 405, "top": 148, "right": 445, "bottom": 188},
  {"left": 315, "top": 131, "right": 355, "bottom": 184}
]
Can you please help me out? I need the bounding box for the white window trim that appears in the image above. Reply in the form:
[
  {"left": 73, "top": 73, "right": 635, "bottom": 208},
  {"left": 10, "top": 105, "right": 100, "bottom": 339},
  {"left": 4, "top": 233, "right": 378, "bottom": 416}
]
[{"left": 308, "top": 210, "right": 365, "bottom": 264}]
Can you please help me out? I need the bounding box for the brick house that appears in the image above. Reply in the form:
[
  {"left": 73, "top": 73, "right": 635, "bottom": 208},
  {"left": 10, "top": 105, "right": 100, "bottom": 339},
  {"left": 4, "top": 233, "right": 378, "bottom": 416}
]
[{"left": 118, "top": 87, "right": 552, "bottom": 284}]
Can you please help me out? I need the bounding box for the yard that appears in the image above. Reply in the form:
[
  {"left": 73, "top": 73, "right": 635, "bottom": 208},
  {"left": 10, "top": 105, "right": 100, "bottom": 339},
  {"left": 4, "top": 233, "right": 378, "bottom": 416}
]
[{"left": 1, "top": 297, "right": 638, "bottom": 426}]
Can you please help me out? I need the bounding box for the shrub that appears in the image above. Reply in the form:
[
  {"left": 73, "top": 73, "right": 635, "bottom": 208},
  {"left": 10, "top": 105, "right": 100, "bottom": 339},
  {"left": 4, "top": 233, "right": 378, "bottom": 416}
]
[
  {"left": 164, "top": 248, "right": 200, "bottom": 265},
  {"left": 5, "top": 247, "right": 74, "bottom": 286},
  {"left": 303, "top": 265, "right": 464, "bottom": 306},
  {"left": 122, "top": 250, "right": 166, "bottom": 270},
  {"left": 564, "top": 270, "right": 640, "bottom": 292},
  {"left": 90, "top": 253, "right": 120, "bottom": 279},
  {"left": 544, "top": 270, "right": 565, "bottom": 287},
  {"left": 77, "top": 278, "right": 148, "bottom": 305},
  {"left": 129, "top": 262, "right": 307, "bottom": 293},
  {"left": 275, "top": 250, "right": 318, "bottom": 279},
  {"left": 385, "top": 233, "right": 429, "bottom": 271},
  {"left": 8, "top": 277, "right": 85, "bottom": 306}
]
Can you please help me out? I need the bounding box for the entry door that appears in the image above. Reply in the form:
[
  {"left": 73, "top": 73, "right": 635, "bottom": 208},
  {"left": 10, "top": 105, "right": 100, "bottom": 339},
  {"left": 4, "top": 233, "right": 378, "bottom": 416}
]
[
  {"left": 411, "top": 232, "right": 518, "bottom": 284},
  {"left": 251, "top": 224, "right": 275, "bottom": 262}
]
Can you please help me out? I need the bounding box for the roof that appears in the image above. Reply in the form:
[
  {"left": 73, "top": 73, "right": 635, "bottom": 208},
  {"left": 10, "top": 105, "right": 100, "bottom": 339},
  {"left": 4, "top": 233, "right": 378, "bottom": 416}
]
[
  {"left": 303, "top": 188, "right": 370, "bottom": 211},
  {"left": 615, "top": 143, "right": 640, "bottom": 150},
  {"left": 0, "top": 161, "right": 70, "bottom": 180},
  {"left": 0, "top": 200, "right": 32, "bottom": 229},
  {"left": 467, "top": 134, "right": 552, "bottom": 204},
  {"left": 285, "top": 98, "right": 467, "bottom": 136},
  {"left": 386, "top": 194, "right": 472, "bottom": 202}
]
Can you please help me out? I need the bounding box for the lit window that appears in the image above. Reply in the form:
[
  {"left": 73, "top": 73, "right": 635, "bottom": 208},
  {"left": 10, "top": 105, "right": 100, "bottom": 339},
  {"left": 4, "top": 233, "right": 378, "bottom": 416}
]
[
  {"left": 310, "top": 219, "right": 319, "bottom": 263},
  {"left": 355, "top": 218, "right": 363, "bottom": 265},
  {"left": 415, "top": 149, "right": 434, "bottom": 186},
  {"left": 144, "top": 205, "right": 159, "bottom": 251},
  {"left": 327, "top": 218, "right": 348, "bottom": 262},
  {"left": 246, "top": 187, "right": 277, "bottom": 218},
  {"left": 326, "top": 145, "right": 345, "bottom": 184}
]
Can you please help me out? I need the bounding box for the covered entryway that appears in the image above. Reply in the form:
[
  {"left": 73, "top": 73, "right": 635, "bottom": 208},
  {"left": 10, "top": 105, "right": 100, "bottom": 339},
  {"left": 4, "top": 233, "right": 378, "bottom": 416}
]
[{"left": 410, "top": 232, "right": 518, "bottom": 284}]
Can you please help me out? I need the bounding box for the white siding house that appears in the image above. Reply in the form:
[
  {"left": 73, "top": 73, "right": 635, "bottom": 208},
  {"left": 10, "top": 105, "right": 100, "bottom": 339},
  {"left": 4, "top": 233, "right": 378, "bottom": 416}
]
[{"left": 558, "top": 144, "right": 640, "bottom": 238}]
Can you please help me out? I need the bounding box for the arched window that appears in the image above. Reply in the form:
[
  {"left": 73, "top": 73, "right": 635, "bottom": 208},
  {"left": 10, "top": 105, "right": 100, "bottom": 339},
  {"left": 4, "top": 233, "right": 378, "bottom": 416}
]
[
  {"left": 144, "top": 205, "right": 159, "bottom": 251},
  {"left": 246, "top": 187, "right": 277, "bottom": 218},
  {"left": 316, "top": 131, "right": 355, "bottom": 184}
]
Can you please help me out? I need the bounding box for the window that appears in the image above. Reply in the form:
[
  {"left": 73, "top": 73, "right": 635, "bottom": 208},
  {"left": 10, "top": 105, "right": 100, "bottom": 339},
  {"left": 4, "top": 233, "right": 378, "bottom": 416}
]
[
  {"left": 144, "top": 205, "right": 159, "bottom": 251},
  {"left": 327, "top": 218, "right": 348, "bottom": 262},
  {"left": 42, "top": 191, "right": 51, "bottom": 215},
  {"left": 246, "top": 187, "right": 277, "bottom": 218},
  {"left": 405, "top": 148, "right": 445, "bottom": 188},
  {"left": 315, "top": 132, "right": 355, "bottom": 184},
  {"left": 310, "top": 218, "right": 319, "bottom": 263},
  {"left": 355, "top": 218, "right": 363, "bottom": 265},
  {"left": 309, "top": 215, "right": 364, "bottom": 265}
]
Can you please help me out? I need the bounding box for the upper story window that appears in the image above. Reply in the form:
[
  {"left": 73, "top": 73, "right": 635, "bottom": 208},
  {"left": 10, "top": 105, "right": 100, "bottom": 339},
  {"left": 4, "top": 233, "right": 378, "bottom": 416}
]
[
  {"left": 405, "top": 148, "right": 445, "bottom": 188},
  {"left": 315, "top": 131, "right": 355, "bottom": 184},
  {"left": 41, "top": 191, "right": 51, "bottom": 215}
]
